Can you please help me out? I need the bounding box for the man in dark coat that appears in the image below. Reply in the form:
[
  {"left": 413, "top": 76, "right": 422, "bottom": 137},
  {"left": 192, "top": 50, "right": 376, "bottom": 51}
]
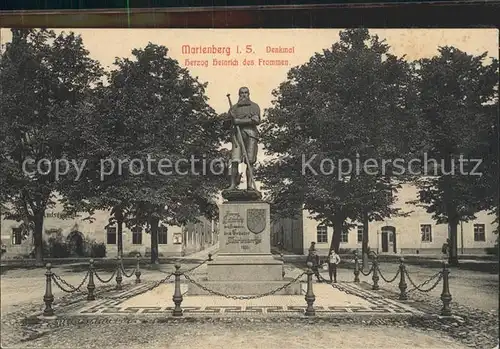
[{"left": 306, "top": 243, "right": 322, "bottom": 282}]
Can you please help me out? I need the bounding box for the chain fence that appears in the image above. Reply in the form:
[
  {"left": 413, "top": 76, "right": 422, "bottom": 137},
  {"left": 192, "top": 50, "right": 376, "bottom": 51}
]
[
  {"left": 182, "top": 271, "right": 307, "bottom": 300},
  {"left": 376, "top": 265, "right": 400, "bottom": 283},
  {"left": 115, "top": 257, "right": 226, "bottom": 299},
  {"left": 51, "top": 271, "right": 90, "bottom": 294},
  {"left": 405, "top": 270, "right": 443, "bottom": 293},
  {"left": 45, "top": 255, "right": 211, "bottom": 305},
  {"left": 359, "top": 264, "right": 373, "bottom": 277},
  {"left": 355, "top": 255, "right": 446, "bottom": 294},
  {"left": 120, "top": 263, "right": 136, "bottom": 278},
  {"left": 352, "top": 253, "right": 453, "bottom": 315},
  {"left": 49, "top": 268, "right": 120, "bottom": 298},
  {"left": 94, "top": 269, "right": 116, "bottom": 283},
  {"left": 42, "top": 252, "right": 453, "bottom": 318}
]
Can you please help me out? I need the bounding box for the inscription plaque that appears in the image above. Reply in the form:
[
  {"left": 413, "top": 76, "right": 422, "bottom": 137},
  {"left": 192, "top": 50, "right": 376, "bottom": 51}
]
[{"left": 219, "top": 203, "right": 270, "bottom": 254}]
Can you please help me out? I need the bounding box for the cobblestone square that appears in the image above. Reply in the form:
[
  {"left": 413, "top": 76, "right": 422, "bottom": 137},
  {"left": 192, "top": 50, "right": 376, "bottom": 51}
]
[{"left": 2, "top": 254, "right": 498, "bottom": 349}]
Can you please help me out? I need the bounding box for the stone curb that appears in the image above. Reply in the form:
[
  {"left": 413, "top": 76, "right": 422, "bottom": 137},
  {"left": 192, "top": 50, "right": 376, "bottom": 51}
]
[
  {"left": 25, "top": 313, "right": 427, "bottom": 327},
  {"left": 19, "top": 313, "right": 498, "bottom": 348}
]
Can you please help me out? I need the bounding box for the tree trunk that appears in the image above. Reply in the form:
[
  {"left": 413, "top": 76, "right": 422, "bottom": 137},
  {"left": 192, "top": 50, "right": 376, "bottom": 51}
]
[
  {"left": 114, "top": 207, "right": 124, "bottom": 258},
  {"left": 330, "top": 216, "right": 344, "bottom": 253},
  {"left": 150, "top": 216, "right": 160, "bottom": 264},
  {"left": 117, "top": 219, "right": 123, "bottom": 258},
  {"left": 362, "top": 210, "right": 369, "bottom": 270},
  {"left": 443, "top": 154, "right": 459, "bottom": 267},
  {"left": 33, "top": 210, "right": 45, "bottom": 267},
  {"left": 448, "top": 218, "right": 459, "bottom": 266}
]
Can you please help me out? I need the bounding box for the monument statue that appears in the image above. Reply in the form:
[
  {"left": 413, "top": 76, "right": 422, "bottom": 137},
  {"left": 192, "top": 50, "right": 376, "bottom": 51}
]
[
  {"left": 223, "top": 86, "right": 262, "bottom": 201},
  {"left": 186, "top": 87, "right": 300, "bottom": 297}
]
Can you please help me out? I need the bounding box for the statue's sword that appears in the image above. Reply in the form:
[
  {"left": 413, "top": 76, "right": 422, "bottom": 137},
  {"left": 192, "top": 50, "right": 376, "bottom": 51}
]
[{"left": 226, "top": 94, "right": 257, "bottom": 191}]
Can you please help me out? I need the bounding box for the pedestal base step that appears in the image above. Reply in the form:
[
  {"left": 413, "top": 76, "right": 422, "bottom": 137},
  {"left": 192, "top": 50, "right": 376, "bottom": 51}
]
[{"left": 187, "top": 280, "right": 303, "bottom": 296}]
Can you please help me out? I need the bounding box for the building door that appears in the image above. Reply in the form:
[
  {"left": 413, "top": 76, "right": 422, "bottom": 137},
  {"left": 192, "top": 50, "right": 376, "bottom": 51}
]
[
  {"left": 67, "top": 231, "right": 84, "bottom": 257},
  {"left": 381, "top": 231, "right": 389, "bottom": 252},
  {"left": 392, "top": 228, "right": 397, "bottom": 253},
  {"left": 381, "top": 226, "right": 396, "bottom": 253}
]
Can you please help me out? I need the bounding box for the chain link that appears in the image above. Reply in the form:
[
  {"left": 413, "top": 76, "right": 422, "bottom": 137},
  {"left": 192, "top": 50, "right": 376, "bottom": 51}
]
[
  {"left": 51, "top": 278, "right": 80, "bottom": 293},
  {"left": 182, "top": 271, "right": 306, "bottom": 300},
  {"left": 130, "top": 272, "right": 175, "bottom": 296},
  {"left": 376, "top": 265, "right": 401, "bottom": 283},
  {"left": 94, "top": 269, "right": 117, "bottom": 283},
  {"left": 51, "top": 271, "right": 89, "bottom": 293},
  {"left": 120, "top": 263, "right": 136, "bottom": 278},
  {"left": 359, "top": 264, "right": 373, "bottom": 277},
  {"left": 49, "top": 266, "right": 175, "bottom": 301},
  {"left": 154, "top": 258, "right": 208, "bottom": 275},
  {"left": 419, "top": 273, "right": 443, "bottom": 293},
  {"left": 405, "top": 269, "right": 443, "bottom": 293}
]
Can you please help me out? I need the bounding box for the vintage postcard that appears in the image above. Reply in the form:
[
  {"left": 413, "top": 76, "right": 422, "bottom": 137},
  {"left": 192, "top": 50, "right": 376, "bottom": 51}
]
[{"left": 1, "top": 27, "right": 498, "bottom": 349}]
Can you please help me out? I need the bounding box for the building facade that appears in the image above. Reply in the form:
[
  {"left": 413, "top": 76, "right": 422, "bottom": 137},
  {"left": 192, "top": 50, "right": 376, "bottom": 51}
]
[
  {"left": 1, "top": 199, "right": 218, "bottom": 259},
  {"left": 271, "top": 183, "right": 498, "bottom": 255}
]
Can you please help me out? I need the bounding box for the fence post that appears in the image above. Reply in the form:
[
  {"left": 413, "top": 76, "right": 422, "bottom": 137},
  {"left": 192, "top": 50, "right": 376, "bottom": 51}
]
[
  {"left": 172, "top": 264, "right": 183, "bottom": 316},
  {"left": 353, "top": 250, "right": 360, "bottom": 283},
  {"left": 135, "top": 254, "right": 141, "bottom": 284},
  {"left": 304, "top": 261, "right": 316, "bottom": 316},
  {"left": 440, "top": 261, "right": 452, "bottom": 316},
  {"left": 43, "top": 263, "right": 55, "bottom": 317},
  {"left": 398, "top": 257, "right": 408, "bottom": 300},
  {"left": 371, "top": 254, "right": 379, "bottom": 290},
  {"left": 87, "top": 259, "right": 96, "bottom": 301},
  {"left": 115, "top": 256, "right": 123, "bottom": 290}
]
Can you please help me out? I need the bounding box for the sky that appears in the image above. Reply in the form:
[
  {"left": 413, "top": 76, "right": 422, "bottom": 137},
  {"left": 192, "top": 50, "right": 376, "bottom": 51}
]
[
  {"left": 1, "top": 28, "right": 497, "bottom": 114},
  {"left": 0, "top": 28, "right": 498, "bottom": 192}
]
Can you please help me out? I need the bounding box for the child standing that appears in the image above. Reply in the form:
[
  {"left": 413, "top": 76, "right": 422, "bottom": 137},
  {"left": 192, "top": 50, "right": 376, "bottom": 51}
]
[{"left": 328, "top": 249, "right": 341, "bottom": 283}]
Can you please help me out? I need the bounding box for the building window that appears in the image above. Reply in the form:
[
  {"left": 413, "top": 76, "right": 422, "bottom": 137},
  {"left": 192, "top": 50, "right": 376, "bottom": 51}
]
[
  {"left": 158, "top": 226, "right": 168, "bottom": 244},
  {"left": 357, "top": 226, "right": 363, "bottom": 243},
  {"left": 106, "top": 227, "right": 117, "bottom": 244},
  {"left": 473, "top": 224, "right": 486, "bottom": 242},
  {"left": 388, "top": 232, "right": 394, "bottom": 243},
  {"left": 132, "top": 227, "right": 142, "bottom": 245},
  {"left": 420, "top": 224, "right": 432, "bottom": 242},
  {"left": 340, "top": 230, "right": 349, "bottom": 243},
  {"left": 12, "top": 227, "right": 23, "bottom": 245},
  {"left": 316, "top": 225, "right": 328, "bottom": 243}
]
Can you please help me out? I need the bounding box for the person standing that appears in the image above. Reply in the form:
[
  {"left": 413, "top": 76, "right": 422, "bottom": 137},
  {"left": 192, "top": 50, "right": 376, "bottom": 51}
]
[
  {"left": 441, "top": 238, "right": 450, "bottom": 259},
  {"left": 328, "top": 249, "right": 341, "bottom": 283},
  {"left": 306, "top": 244, "right": 322, "bottom": 282}
]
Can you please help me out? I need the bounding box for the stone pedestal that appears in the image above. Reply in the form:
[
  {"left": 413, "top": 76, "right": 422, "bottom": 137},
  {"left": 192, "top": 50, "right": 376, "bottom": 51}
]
[
  {"left": 208, "top": 254, "right": 283, "bottom": 281},
  {"left": 187, "top": 199, "right": 301, "bottom": 295}
]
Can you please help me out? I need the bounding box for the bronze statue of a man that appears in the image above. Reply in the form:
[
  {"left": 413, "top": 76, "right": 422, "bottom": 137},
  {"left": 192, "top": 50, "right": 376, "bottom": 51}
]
[{"left": 226, "top": 86, "right": 260, "bottom": 191}]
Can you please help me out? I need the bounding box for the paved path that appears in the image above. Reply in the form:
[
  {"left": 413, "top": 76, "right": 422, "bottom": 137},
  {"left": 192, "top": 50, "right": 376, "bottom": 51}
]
[
  {"left": 10, "top": 322, "right": 470, "bottom": 349},
  {"left": 70, "top": 281, "right": 422, "bottom": 317},
  {"left": 0, "top": 245, "right": 218, "bottom": 315}
]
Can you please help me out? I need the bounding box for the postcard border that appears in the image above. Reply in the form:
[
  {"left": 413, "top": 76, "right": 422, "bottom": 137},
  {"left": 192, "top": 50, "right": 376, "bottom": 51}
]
[{"left": 0, "top": 3, "right": 499, "bottom": 28}]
